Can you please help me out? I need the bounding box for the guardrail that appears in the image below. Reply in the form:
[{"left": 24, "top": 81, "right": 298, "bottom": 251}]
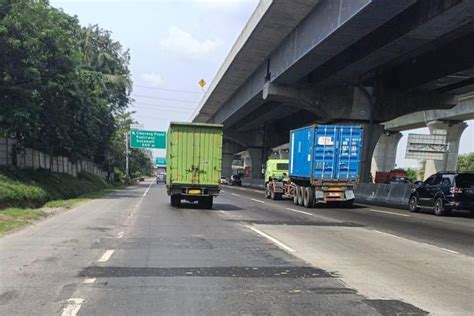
[{"left": 354, "top": 183, "right": 412, "bottom": 209}]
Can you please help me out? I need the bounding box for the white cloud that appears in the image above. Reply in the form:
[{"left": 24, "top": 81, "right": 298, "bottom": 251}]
[
  {"left": 160, "top": 26, "right": 220, "bottom": 57},
  {"left": 141, "top": 72, "right": 164, "bottom": 86}
]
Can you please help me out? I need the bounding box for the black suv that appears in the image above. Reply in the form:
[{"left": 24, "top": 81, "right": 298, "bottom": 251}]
[{"left": 409, "top": 172, "right": 474, "bottom": 216}]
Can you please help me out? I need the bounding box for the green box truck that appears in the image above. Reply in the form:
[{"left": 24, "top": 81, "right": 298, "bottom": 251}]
[{"left": 166, "top": 122, "right": 223, "bottom": 208}]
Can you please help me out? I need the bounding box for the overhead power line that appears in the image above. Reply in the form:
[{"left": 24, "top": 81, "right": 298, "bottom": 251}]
[
  {"left": 131, "top": 94, "right": 199, "bottom": 104},
  {"left": 134, "top": 85, "right": 202, "bottom": 94}
]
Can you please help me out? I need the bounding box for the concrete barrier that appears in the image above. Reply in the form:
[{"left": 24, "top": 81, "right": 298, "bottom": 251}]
[{"left": 354, "top": 183, "right": 412, "bottom": 209}]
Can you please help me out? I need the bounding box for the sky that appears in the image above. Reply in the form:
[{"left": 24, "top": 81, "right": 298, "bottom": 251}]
[{"left": 51, "top": 0, "right": 473, "bottom": 168}]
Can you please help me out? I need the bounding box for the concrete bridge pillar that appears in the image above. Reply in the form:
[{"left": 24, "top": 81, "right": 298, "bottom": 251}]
[
  {"left": 222, "top": 140, "right": 244, "bottom": 178},
  {"left": 424, "top": 121, "right": 468, "bottom": 179},
  {"left": 247, "top": 147, "right": 265, "bottom": 180},
  {"left": 371, "top": 131, "right": 403, "bottom": 177},
  {"left": 360, "top": 124, "right": 384, "bottom": 183}
]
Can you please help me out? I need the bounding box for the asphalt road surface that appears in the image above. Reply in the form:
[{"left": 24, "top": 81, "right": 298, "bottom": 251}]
[{"left": 1, "top": 180, "right": 473, "bottom": 315}]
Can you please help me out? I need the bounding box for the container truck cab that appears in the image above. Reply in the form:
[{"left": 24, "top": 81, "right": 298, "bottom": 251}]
[
  {"left": 166, "top": 122, "right": 223, "bottom": 209},
  {"left": 289, "top": 124, "right": 363, "bottom": 208},
  {"left": 264, "top": 159, "right": 290, "bottom": 200}
]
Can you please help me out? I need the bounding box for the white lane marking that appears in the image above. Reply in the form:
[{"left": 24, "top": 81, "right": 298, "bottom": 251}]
[
  {"left": 237, "top": 187, "right": 248, "bottom": 191},
  {"left": 231, "top": 193, "right": 240, "bottom": 197},
  {"left": 98, "top": 249, "right": 115, "bottom": 262},
  {"left": 368, "top": 208, "right": 410, "bottom": 217},
  {"left": 251, "top": 198, "right": 265, "bottom": 204},
  {"left": 249, "top": 227, "right": 296, "bottom": 253},
  {"left": 286, "top": 207, "right": 314, "bottom": 216},
  {"left": 61, "top": 298, "right": 85, "bottom": 316},
  {"left": 252, "top": 189, "right": 262, "bottom": 193},
  {"left": 373, "top": 230, "right": 459, "bottom": 254},
  {"left": 116, "top": 231, "right": 124, "bottom": 239},
  {"left": 82, "top": 278, "right": 96, "bottom": 284},
  {"left": 142, "top": 181, "right": 153, "bottom": 197}
]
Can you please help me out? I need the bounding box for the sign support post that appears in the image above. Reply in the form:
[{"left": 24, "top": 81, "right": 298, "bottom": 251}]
[{"left": 125, "top": 131, "right": 130, "bottom": 182}]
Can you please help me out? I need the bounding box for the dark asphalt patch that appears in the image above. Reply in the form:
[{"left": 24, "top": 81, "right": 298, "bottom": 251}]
[
  {"left": 228, "top": 220, "right": 365, "bottom": 227},
  {"left": 87, "top": 226, "right": 112, "bottom": 232},
  {"left": 79, "top": 266, "right": 333, "bottom": 278},
  {"left": 306, "top": 287, "right": 357, "bottom": 294},
  {"left": 91, "top": 237, "right": 213, "bottom": 250},
  {"left": 364, "top": 299, "right": 428, "bottom": 315}
]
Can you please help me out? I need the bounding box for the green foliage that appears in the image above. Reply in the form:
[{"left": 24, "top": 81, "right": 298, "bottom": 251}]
[
  {"left": 0, "top": 166, "right": 110, "bottom": 209},
  {"left": 406, "top": 167, "right": 418, "bottom": 182},
  {"left": 457, "top": 153, "right": 474, "bottom": 172},
  {"left": 0, "top": 0, "right": 133, "bottom": 173},
  {"left": 0, "top": 207, "right": 47, "bottom": 235}
]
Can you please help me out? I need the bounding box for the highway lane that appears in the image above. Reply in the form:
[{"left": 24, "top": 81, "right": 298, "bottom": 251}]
[
  {"left": 219, "top": 185, "right": 474, "bottom": 314},
  {"left": 1, "top": 181, "right": 430, "bottom": 315},
  {"left": 222, "top": 185, "right": 474, "bottom": 256}
]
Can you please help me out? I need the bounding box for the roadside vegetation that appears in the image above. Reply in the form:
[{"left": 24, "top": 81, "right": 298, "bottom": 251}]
[{"left": 0, "top": 166, "right": 122, "bottom": 235}]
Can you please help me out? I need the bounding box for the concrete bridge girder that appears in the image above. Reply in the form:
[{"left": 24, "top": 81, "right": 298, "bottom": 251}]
[{"left": 263, "top": 82, "right": 458, "bottom": 123}]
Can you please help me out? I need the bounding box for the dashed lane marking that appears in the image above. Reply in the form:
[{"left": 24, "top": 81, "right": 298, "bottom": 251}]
[
  {"left": 249, "top": 227, "right": 296, "bottom": 253},
  {"left": 98, "top": 249, "right": 115, "bottom": 263},
  {"left": 116, "top": 231, "right": 125, "bottom": 239},
  {"left": 61, "top": 298, "right": 85, "bottom": 316},
  {"left": 142, "top": 180, "right": 153, "bottom": 197},
  {"left": 82, "top": 278, "right": 96, "bottom": 284},
  {"left": 251, "top": 198, "right": 265, "bottom": 204},
  {"left": 373, "top": 230, "right": 459, "bottom": 254},
  {"left": 231, "top": 193, "right": 240, "bottom": 197},
  {"left": 286, "top": 207, "right": 314, "bottom": 216},
  {"left": 368, "top": 208, "right": 410, "bottom": 217},
  {"left": 252, "top": 189, "right": 262, "bottom": 193}
]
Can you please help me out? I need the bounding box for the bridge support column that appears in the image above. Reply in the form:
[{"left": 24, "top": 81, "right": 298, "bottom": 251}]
[
  {"left": 371, "top": 131, "right": 403, "bottom": 178},
  {"left": 247, "top": 147, "right": 265, "bottom": 180},
  {"left": 424, "top": 121, "right": 468, "bottom": 179},
  {"left": 360, "top": 124, "right": 384, "bottom": 183}
]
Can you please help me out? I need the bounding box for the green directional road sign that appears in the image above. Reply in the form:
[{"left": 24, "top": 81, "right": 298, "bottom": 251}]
[
  {"left": 155, "top": 157, "right": 167, "bottom": 166},
  {"left": 130, "top": 130, "right": 166, "bottom": 149}
]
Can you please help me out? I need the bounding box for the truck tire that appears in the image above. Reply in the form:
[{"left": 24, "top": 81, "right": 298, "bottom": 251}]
[
  {"left": 293, "top": 185, "right": 299, "bottom": 205},
  {"left": 297, "top": 186, "right": 304, "bottom": 206},
  {"left": 265, "top": 184, "right": 271, "bottom": 199},
  {"left": 198, "top": 196, "right": 213, "bottom": 209},
  {"left": 170, "top": 195, "right": 181, "bottom": 207},
  {"left": 303, "top": 187, "right": 313, "bottom": 208},
  {"left": 343, "top": 199, "right": 354, "bottom": 208}
]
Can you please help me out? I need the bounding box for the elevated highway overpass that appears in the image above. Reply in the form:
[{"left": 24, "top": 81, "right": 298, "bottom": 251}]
[{"left": 192, "top": 0, "right": 474, "bottom": 181}]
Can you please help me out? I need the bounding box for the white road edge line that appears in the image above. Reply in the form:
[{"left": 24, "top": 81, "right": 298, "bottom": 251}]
[
  {"left": 142, "top": 181, "right": 153, "bottom": 197},
  {"left": 369, "top": 208, "right": 410, "bottom": 217},
  {"left": 251, "top": 198, "right": 265, "bottom": 204},
  {"left": 98, "top": 249, "right": 115, "bottom": 262},
  {"left": 286, "top": 207, "right": 314, "bottom": 216},
  {"left": 249, "top": 227, "right": 296, "bottom": 253},
  {"left": 373, "top": 230, "right": 459, "bottom": 254},
  {"left": 82, "top": 278, "right": 96, "bottom": 284},
  {"left": 116, "top": 231, "right": 125, "bottom": 239},
  {"left": 61, "top": 298, "right": 85, "bottom": 316},
  {"left": 231, "top": 193, "right": 240, "bottom": 197}
]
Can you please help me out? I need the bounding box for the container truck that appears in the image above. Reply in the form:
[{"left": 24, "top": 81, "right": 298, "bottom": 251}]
[
  {"left": 264, "top": 159, "right": 289, "bottom": 200},
  {"left": 166, "top": 122, "right": 223, "bottom": 208},
  {"left": 284, "top": 124, "right": 363, "bottom": 208}
]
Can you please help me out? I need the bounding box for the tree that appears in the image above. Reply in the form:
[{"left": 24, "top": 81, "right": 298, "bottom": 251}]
[
  {"left": 406, "top": 167, "right": 418, "bottom": 182},
  {"left": 457, "top": 153, "right": 474, "bottom": 172}
]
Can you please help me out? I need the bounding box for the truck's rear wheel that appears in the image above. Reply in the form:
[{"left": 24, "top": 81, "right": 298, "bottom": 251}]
[
  {"left": 343, "top": 199, "right": 354, "bottom": 208},
  {"left": 170, "top": 195, "right": 181, "bottom": 207},
  {"left": 198, "top": 196, "right": 213, "bottom": 209},
  {"left": 303, "top": 187, "right": 313, "bottom": 208},
  {"left": 265, "top": 184, "right": 271, "bottom": 199},
  {"left": 297, "top": 186, "right": 304, "bottom": 206},
  {"left": 293, "top": 186, "right": 299, "bottom": 205}
]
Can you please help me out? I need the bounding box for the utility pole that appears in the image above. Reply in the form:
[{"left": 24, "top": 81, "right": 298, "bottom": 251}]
[{"left": 125, "top": 131, "right": 130, "bottom": 182}]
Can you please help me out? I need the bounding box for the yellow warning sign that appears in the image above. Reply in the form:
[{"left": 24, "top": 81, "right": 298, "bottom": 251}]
[{"left": 198, "top": 79, "right": 207, "bottom": 88}]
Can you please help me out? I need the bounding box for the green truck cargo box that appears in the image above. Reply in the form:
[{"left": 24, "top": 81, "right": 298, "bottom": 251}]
[{"left": 166, "top": 122, "right": 223, "bottom": 208}]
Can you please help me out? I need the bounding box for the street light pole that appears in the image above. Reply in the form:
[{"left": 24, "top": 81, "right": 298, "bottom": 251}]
[{"left": 125, "top": 131, "right": 130, "bottom": 182}]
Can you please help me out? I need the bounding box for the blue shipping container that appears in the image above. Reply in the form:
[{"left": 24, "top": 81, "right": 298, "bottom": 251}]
[{"left": 289, "top": 124, "right": 363, "bottom": 182}]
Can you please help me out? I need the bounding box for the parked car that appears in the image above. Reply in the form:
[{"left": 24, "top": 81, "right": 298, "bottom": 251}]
[
  {"left": 156, "top": 173, "right": 166, "bottom": 184},
  {"left": 388, "top": 176, "right": 411, "bottom": 184},
  {"left": 229, "top": 174, "right": 242, "bottom": 186},
  {"left": 408, "top": 172, "right": 474, "bottom": 216},
  {"left": 220, "top": 177, "right": 228, "bottom": 185}
]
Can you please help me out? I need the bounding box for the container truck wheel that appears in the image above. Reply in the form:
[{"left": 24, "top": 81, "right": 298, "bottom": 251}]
[
  {"left": 198, "top": 196, "right": 213, "bottom": 209},
  {"left": 297, "top": 186, "right": 304, "bottom": 206},
  {"left": 293, "top": 186, "right": 299, "bottom": 205},
  {"left": 265, "top": 184, "right": 271, "bottom": 199},
  {"left": 303, "top": 187, "right": 314, "bottom": 208},
  {"left": 343, "top": 199, "right": 354, "bottom": 208},
  {"left": 170, "top": 195, "right": 181, "bottom": 207}
]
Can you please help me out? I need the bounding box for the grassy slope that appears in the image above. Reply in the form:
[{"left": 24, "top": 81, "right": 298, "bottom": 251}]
[{"left": 0, "top": 167, "right": 120, "bottom": 235}]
